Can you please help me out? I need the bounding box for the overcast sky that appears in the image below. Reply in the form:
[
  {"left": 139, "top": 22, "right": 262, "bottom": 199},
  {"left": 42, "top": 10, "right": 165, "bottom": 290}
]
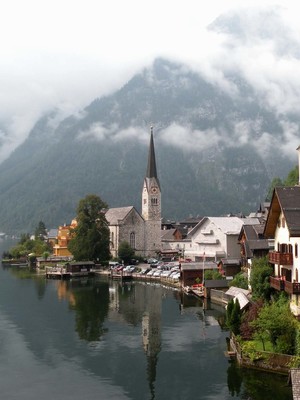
[{"left": 1, "top": 0, "right": 300, "bottom": 161}]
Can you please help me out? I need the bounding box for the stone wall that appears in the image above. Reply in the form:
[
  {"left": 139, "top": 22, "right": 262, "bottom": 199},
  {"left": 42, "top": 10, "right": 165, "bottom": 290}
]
[{"left": 229, "top": 334, "right": 293, "bottom": 375}]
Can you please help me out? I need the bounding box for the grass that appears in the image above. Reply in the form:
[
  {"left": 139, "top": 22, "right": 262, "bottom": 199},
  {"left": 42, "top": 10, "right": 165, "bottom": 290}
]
[{"left": 251, "top": 339, "right": 273, "bottom": 352}]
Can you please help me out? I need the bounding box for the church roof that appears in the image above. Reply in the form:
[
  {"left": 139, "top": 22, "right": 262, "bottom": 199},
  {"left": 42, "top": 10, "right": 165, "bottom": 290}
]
[{"left": 105, "top": 206, "right": 135, "bottom": 225}]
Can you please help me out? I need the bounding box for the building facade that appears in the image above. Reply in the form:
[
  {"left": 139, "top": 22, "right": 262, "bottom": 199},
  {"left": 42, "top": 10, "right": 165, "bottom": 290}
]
[
  {"left": 264, "top": 186, "right": 300, "bottom": 316},
  {"left": 184, "top": 216, "right": 260, "bottom": 262}
]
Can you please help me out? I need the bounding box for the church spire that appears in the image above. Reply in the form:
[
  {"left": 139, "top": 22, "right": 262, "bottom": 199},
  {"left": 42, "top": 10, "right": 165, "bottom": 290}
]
[{"left": 146, "top": 126, "right": 158, "bottom": 179}]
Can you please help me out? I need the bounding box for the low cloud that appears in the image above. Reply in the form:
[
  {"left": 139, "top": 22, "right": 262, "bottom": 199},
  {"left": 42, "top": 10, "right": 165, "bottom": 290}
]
[
  {"left": 159, "top": 123, "right": 223, "bottom": 152},
  {"left": 78, "top": 123, "right": 149, "bottom": 145}
]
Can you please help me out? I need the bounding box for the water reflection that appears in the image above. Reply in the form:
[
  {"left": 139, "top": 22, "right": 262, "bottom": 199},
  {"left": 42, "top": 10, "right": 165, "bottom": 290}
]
[{"left": 0, "top": 248, "right": 293, "bottom": 400}]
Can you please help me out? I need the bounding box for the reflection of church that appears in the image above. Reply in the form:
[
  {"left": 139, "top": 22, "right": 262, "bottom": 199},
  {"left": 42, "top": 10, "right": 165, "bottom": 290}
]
[
  {"left": 106, "top": 127, "right": 162, "bottom": 259},
  {"left": 142, "top": 285, "right": 162, "bottom": 399},
  {"left": 107, "top": 281, "right": 163, "bottom": 399}
]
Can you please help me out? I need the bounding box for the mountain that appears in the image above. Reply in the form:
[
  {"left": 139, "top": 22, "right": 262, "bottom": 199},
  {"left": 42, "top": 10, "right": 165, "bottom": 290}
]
[{"left": 0, "top": 57, "right": 296, "bottom": 234}]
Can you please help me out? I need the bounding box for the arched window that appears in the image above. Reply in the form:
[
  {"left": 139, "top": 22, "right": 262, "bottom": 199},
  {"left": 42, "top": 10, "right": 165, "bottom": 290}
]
[
  {"left": 151, "top": 197, "right": 158, "bottom": 206},
  {"left": 130, "top": 232, "right": 136, "bottom": 249},
  {"left": 111, "top": 232, "right": 114, "bottom": 248}
]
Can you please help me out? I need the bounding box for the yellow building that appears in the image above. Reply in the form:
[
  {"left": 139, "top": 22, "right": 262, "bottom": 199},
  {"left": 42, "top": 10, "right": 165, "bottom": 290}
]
[{"left": 53, "top": 219, "right": 77, "bottom": 257}]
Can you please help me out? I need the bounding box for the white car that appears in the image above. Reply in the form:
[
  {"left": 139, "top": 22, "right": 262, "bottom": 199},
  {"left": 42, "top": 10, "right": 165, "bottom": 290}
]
[{"left": 160, "top": 270, "right": 172, "bottom": 278}]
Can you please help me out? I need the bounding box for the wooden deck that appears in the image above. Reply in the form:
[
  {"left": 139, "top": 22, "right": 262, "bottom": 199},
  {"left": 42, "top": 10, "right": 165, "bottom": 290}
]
[
  {"left": 45, "top": 267, "right": 95, "bottom": 279},
  {"left": 110, "top": 270, "right": 133, "bottom": 281}
]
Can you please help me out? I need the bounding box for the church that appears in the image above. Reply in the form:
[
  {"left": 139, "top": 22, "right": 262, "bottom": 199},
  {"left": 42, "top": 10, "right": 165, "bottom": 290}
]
[{"left": 105, "top": 127, "right": 162, "bottom": 259}]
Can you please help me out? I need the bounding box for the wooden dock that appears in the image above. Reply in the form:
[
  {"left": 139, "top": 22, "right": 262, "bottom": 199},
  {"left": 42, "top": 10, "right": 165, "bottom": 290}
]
[
  {"left": 110, "top": 270, "right": 133, "bottom": 281},
  {"left": 45, "top": 268, "right": 95, "bottom": 279},
  {"left": 45, "top": 263, "right": 96, "bottom": 279}
]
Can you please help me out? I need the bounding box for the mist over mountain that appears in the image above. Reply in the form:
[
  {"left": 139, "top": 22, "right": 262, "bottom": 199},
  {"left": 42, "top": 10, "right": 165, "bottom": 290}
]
[{"left": 0, "top": 7, "right": 299, "bottom": 234}]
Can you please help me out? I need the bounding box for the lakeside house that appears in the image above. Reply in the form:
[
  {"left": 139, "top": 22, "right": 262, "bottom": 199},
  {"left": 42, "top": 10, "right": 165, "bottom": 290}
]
[
  {"left": 183, "top": 216, "right": 260, "bottom": 263},
  {"left": 264, "top": 185, "right": 300, "bottom": 317}
]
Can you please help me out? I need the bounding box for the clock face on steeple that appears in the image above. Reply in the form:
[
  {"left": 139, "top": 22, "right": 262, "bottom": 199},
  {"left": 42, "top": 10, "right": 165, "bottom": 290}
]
[{"left": 151, "top": 186, "right": 158, "bottom": 194}]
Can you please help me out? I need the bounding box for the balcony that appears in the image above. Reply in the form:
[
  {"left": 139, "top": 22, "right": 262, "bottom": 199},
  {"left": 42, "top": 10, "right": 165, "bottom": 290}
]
[
  {"left": 284, "top": 281, "right": 300, "bottom": 295},
  {"left": 270, "top": 276, "right": 285, "bottom": 291},
  {"left": 268, "top": 251, "right": 293, "bottom": 265},
  {"left": 270, "top": 277, "right": 300, "bottom": 294}
]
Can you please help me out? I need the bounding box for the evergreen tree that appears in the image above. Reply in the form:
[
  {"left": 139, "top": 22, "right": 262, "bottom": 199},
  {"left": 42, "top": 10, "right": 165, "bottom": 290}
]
[
  {"left": 226, "top": 298, "right": 242, "bottom": 335},
  {"left": 35, "top": 221, "right": 47, "bottom": 240},
  {"left": 265, "top": 165, "right": 299, "bottom": 201}
]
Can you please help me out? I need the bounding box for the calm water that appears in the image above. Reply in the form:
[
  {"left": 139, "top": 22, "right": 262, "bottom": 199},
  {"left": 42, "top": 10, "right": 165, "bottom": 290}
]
[{"left": 0, "top": 239, "right": 292, "bottom": 400}]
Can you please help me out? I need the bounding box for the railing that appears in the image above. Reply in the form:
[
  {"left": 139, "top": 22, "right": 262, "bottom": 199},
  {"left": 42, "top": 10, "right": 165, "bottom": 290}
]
[
  {"left": 284, "top": 280, "right": 300, "bottom": 295},
  {"left": 268, "top": 251, "right": 293, "bottom": 265},
  {"left": 270, "top": 276, "right": 284, "bottom": 291},
  {"left": 270, "top": 277, "right": 300, "bottom": 294}
]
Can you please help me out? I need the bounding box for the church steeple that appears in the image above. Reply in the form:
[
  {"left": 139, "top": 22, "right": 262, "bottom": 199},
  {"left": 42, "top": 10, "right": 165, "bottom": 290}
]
[
  {"left": 142, "top": 127, "right": 161, "bottom": 221},
  {"left": 146, "top": 126, "right": 159, "bottom": 183}
]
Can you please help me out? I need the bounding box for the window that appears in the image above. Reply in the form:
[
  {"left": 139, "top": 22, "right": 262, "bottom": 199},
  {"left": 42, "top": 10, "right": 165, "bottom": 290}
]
[
  {"left": 111, "top": 232, "right": 114, "bottom": 248},
  {"left": 277, "top": 219, "right": 281, "bottom": 228},
  {"left": 295, "top": 243, "right": 298, "bottom": 258},
  {"left": 151, "top": 197, "right": 158, "bottom": 206},
  {"left": 282, "top": 217, "right": 286, "bottom": 228},
  {"left": 130, "top": 232, "right": 136, "bottom": 249}
]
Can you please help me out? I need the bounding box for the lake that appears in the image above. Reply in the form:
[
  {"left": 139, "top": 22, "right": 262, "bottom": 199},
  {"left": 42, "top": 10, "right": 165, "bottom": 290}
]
[{"left": 0, "top": 239, "right": 292, "bottom": 399}]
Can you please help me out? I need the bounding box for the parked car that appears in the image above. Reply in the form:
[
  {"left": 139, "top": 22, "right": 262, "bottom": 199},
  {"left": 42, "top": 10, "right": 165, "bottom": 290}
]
[
  {"left": 160, "top": 270, "right": 172, "bottom": 278},
  {"left": 147, "top": 258, "right": 158, "bottom": 264},
  {"left": 141, "top": 268, "right": 151, "bottom": 275},
  {"left": 171, "top": 272, "right": 180, "bottom": 280}
]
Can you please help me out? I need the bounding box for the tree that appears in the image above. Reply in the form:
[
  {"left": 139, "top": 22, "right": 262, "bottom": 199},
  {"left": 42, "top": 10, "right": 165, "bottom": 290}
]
[
  {"left": 240, "top": 300, "right": 264, "bottom": 340},
  {"left": 252, "top": 295, "right": 297, "bottom": 354},
  {"left": 265, "top": 177, "right": 283, "bottom": 201},
  {"left": 229, "top": 272, "right": 248, "bottom": 290},
  {"left": 68, "top": 194, "right": 110, "bottom": 262},
  {"left": 118, "top": 241, "right": 135, "bottom": 264},
  {"left": 284, "top": 165, "right": 298, "bottom": 186},
  {"left": 265, "top": 165, "right": 299, "bottom": 201},
  {"left": 250, "top": 257, "right": 273, "bottom": 301},
  {"left": 204, "top": 270, "right": 223, "bottom": 280},
  {"left": 226, "top": 298, "right": 242, "bottom": 335},
  {"left": 35, "top": 221, "right": 47, "bottom": 240}
]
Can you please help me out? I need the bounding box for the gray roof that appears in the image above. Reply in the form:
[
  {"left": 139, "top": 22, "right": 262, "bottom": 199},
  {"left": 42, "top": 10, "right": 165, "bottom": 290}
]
[
  {"left": 105, "top": 206, "right": 135, "bottom": 225},
  {"left": 264, "top": 186, "right": 300, "bottom": 237},
  {"left": 161, "top": 229, "right": 177, "bottom": 241},
  {"left": 226, "top": 286, "right": 250, "bottom": 297},
  {"left": 235, "top": 292, "right": 250, "bottom": 310},
  {"left": 278, "top": 186, "right": 300, "bottom": 236},
  {"left": 189, "top": 216, "right": 260, "bottom": 237},
  {"left": 181, "top": 261, "right": 218, "bottom": 271},
  {"left": 220, "top": 258, "right": 241, "bottom": 265},
  {"left": 47, "top": 228, "right": 58, "bottom": 238}
]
